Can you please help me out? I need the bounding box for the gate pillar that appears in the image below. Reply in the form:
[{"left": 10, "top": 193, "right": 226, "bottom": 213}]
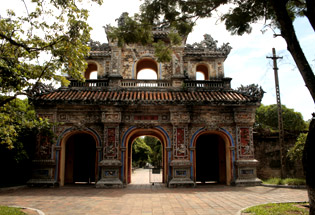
[
  {"left": 96, "top": 110, "right": 123, "bottom": 188},
  {"left": 168, "top": 109, "right": 195, "bottom": 187},
  {"left": 234, "top": 125, "right": 261, "bottom": 186}
]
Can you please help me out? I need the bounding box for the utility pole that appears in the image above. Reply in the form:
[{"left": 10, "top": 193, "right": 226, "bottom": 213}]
[{"left": 267, "top": 48, "right": 285, "bottom": 179}]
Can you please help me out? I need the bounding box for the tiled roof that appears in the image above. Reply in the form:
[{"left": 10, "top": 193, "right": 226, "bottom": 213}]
[{"left": 33, "top": 88, "right": 260, "bottom": 105}]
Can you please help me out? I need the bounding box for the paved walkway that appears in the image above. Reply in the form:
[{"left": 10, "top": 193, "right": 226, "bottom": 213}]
[{"left": 0, "top": 169, "right": 308, "bottom": 215}]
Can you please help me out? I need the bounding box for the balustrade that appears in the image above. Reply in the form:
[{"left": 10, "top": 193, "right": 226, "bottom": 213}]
[{"left": 68, "top": 78, "right": 231, "bottom": 90}]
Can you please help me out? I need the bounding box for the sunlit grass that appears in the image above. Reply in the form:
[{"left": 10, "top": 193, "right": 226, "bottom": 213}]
[
  {"left": 243, "top": 202, "right": 308, "bottom": 215},
  {"left": 262, "top": 178, "right": 306, "bottom": 186},
  {"left": 0, "top": 206, "right": 26, "bottom": 215}
]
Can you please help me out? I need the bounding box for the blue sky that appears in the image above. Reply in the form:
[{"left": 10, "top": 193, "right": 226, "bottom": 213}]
[{"left": 2, "top": 0, "right": 314, "bottom": 120}]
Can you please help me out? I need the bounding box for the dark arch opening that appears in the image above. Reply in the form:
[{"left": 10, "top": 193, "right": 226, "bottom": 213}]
[
  {"left": 196, "top": 64, "right": 209, "bottom": 80},
  {"left": 85, "top": 63, "right": 98, "bottom": 80},
  {"left": 195, "top": 133, "right": 226, "bottom": 184},
  {"left": 65, "top": 133, "right": 96, "bottom": 184}
]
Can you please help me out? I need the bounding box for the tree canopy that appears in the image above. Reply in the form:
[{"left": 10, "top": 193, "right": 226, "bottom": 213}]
[
  {"left": 0, "top": 0, "right": 103, "bottom": 150},
  {"left": 0, "top": 0, "right": 102, "bottom": 106},
  {"left": 0, "top": 98, "right": 54, "bottom": 185},
  {"left": 255, "top": 104, "right": 308, "bottom": 132}
]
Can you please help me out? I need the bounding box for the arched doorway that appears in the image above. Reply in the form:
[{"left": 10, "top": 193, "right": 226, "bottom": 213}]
[
  {"left": 196, "top": 64, "right": 209, "bottom": 80},
  {"left": 194, "top": 132, "right": 232, "bottom": 185},
  {"left": 123, "top": 128, "right": 169, "bottom": 185},
  {"left": 136, "top": 58, "right": 158, "bottom": 80},
  {"left": 85, "top": 62, "right": 98, "bottom": 79},
  {"left": 61, "top": 132, "right": 98, "bottom": 185}
]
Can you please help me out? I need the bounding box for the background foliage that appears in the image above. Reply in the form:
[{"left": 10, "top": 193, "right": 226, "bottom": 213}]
[
  {"left": 0, "top": 98, "right": 54, "bottom": 186},
  {"left": 132, "top": 136, "right": 162, "bottom": 168},
  {"left": 255, "top": 104, "right": 308, "bottom": 132}
]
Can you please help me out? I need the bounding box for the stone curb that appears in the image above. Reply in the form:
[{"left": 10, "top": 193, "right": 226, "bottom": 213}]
[
  {"left": 261, "top": 184, "right": 307, "bottom": 189},
  {"left": 12, "top": 206, "right": 45, "bottom": 215}
]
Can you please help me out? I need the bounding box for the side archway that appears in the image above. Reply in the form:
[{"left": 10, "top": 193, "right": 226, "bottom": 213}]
[
  {"left": 196, "top": 64, "right": 209, "bottom": 80},
  {"left": 85, "top": 62, "right": 99, "bottom": 79},
  {"left": 190, "top": 128, "right": 234, "bottom": 185},
  {"left": 55, "top": 127, "right": 102, "bottom": 186}
]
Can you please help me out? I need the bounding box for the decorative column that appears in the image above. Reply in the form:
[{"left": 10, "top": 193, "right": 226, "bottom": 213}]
[
  {"left": 96, "top": 110, "right": 123, "bottom": 188},
  {"left": 171, "top": 47, "right": 185, "bottom": 87},
  {"left": 168, "top": 108, "right": 195, "bottom": 187},
  {"left": 234, "top": 108, "right": 261, "bottom": 186}
]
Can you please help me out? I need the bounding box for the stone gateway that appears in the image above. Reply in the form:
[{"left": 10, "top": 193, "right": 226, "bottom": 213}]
[{"left": 28, "top": 24, "right": 264, "bottom": 188}]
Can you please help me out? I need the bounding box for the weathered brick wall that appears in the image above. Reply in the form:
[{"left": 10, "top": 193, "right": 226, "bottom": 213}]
[{"left": 253, "top": 130, "right": 304, "bottom": 179}]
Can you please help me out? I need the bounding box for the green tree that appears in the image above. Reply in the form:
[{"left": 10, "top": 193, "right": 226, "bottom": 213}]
[
  {"left": 0, "top": 0, "right": 102, "bottom": 146},
  {"left": 132, "top": 137, "right": 152, "bottom": 167},
  {"left": 0, "top": 98, "right": 54, "bottom": 185},
  {"left": 255, "top": 104, "right": 307, "bottom": 132},
  {"left": 0, "top": 0, "right": 102, "bottom": 107},
  {"left": 144, "top": 136, "right": 162, "bottom": 167},
  {"left": 287, "top": 132, "right": 307, "bottom": 162}
]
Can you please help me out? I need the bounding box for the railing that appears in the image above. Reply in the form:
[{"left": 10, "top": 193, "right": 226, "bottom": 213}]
[
  {"left": 120, "top": 79, "right": 172, "bottom": 88},
  {"left": 67, "top": 78, "right": 231, "bottom": 90},
  {"left": 184, "top": 81, "right": 223, "bottom": 89},
  {"left": 69, "top": 79, "right": 109, "bottom": 88},
  {"left": 184, "top": 78, "right": 231, "bottom": 90}
]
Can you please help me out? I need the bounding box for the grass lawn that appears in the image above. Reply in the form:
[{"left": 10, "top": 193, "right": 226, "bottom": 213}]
[
  {"left": 262, "top": 178, "right": 306, "bottom": 186},
  {"left": 242, "top": 202, "right": 309, "bottom": 215},
  {"left": 0, "top": 206, "right": 27, "bottom": 215}
]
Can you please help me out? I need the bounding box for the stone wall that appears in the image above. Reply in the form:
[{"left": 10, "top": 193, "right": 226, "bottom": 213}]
[{"left": 253, "top": 130, "right": 304, "bottom": 179}]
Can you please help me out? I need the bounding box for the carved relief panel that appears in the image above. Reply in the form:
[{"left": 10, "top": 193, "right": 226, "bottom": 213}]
[
  {"left": 104, "top": 127, "right": 119, "bottom": 159},
  {"left": 35, "top": 135, "right": 52, "bottom": 160},
  {"left": 38, "top": 113, "right": 55, "bottom": 122},
  {"left": 173, "top": 127, "right": 189, "bottom": 159},
  {"left": 102, "top": 112, "right": 121, "bottom": 123},
  {"left": 57, "top": 111, "right": 101, "bottom": 125},
  {"left": 172, "top": 50, "right": 183, "bottom": 76},
  {"left": 170, "top": 111, "right": 190, "bottom": 124},
  {"left": 237, "top": 127, "right": 254, "bottom": 159}
]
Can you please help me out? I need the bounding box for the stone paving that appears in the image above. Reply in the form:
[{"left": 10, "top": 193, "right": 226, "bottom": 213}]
[{"left": 0, "top": 169, "right": 308, "bottom": 215}]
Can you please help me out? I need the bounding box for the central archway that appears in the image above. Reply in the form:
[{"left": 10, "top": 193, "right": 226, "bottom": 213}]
[{"left": 122, "top": 127, "right": 169, "bottom": 185}]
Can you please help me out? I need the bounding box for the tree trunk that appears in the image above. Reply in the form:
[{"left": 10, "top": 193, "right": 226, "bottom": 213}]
[
  {"left": 303, "top": 117, "right": 315, "bottom": 215},
  {"left": 269, "top": 0, "right": 315, "bottom": 103},
  {"left": 269, "top": 1, "right": 315, "bottom": 214},
  {"left": 305, "top": 0, "right": 315, "bottom": 32}
]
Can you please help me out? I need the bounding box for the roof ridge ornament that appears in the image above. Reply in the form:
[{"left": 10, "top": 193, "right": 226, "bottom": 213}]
[
  {"left": 186, "top": 34, "right": 232, "bottom": 55},
  {"left": 28, "top": 82, "right": 55, "bottom": 96},
  {"left": 237, "top": 84, "right": 264, "bottom": 101},
  {"left": 88, "top": 40, "right": 110, "bottom": 51}
]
